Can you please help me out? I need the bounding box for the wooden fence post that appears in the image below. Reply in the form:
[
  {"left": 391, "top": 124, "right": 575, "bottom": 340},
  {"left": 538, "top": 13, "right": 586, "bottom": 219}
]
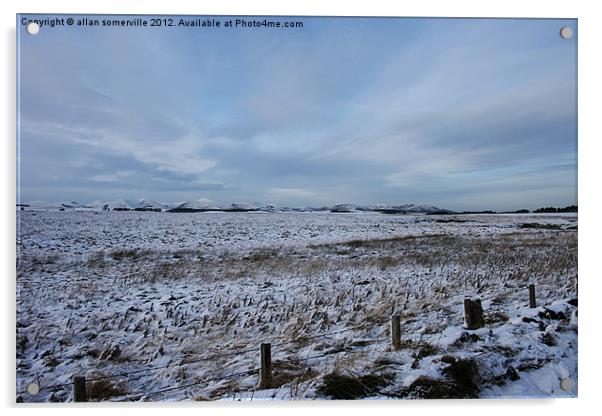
[
  {"left": 463, "top": 298, "right": 484, "bottom": 330},
  {"left": 258, "top": 343, "right": 272, "bottom": 389},
  {"left": 529, "top": 284, "right": 536, "bottom": 308},
  {"left": 391, "top": 315, "right": 401, "bottom": 350},
  {"left": 73, "top": 375, "right": 86, "bottom": 402}
]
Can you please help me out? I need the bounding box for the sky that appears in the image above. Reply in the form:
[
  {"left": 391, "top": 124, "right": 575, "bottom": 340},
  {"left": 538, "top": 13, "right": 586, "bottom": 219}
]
[{"left": 17, "top": 16, "right": 577, "bottom": 211}]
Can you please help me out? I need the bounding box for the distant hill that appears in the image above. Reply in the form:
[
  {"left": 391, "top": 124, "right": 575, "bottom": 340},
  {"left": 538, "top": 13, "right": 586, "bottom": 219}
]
[
  {"left": 534, "top": 205, "right": 578, "bottom": 213},
  {"left": 18, "top": 199, "right": 579, "bottom": 215},
  {"left": 19, "top": 198, "right": 454, "bottom": 214}
]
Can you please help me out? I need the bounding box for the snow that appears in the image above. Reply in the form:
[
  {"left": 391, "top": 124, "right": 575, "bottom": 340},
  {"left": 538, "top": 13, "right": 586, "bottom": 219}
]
[{"left": 16, "top": 211, "right": 577, "bottom": 402}]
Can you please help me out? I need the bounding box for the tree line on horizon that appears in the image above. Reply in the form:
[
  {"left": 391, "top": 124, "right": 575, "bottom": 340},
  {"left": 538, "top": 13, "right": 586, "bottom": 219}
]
[{"left": 532, "top": 205, "right": 578, "bottom": 213}]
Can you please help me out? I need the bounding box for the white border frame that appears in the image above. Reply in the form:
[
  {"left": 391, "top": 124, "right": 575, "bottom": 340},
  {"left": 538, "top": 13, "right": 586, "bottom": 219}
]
[{"left": 3, "top": 1, "right": 599, "bottom": 416}]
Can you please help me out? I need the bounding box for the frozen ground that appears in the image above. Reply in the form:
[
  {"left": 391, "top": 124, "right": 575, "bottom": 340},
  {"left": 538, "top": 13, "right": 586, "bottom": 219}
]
[{"left": 16, "top": 211, "right": 577, "bottom": 401}]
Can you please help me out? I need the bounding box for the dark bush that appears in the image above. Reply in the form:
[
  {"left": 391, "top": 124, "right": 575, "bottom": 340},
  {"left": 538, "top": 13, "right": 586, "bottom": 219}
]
[{"left": 316, "top": 373, "right": 393, "bottom": 399}]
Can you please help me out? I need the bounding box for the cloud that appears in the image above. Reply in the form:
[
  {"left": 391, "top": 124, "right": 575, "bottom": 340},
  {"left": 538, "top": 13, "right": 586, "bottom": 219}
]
[
  {"left": 18, "top": 16, "right": 577, "bottom": 210},
  {"left": 87, "top": 170, "right": 135, "bottom": 183},
  {"left": 268, "top": 187, "right": 317, "bottom": 198}
]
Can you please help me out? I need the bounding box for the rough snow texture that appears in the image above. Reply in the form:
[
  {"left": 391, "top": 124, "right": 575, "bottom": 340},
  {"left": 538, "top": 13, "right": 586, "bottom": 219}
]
[{"left": 16, "top": 211, "right": 577, "bottom": 402}]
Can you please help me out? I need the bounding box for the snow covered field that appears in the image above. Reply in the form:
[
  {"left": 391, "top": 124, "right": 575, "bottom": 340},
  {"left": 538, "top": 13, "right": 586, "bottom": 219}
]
[{"left": 16, "top": 211, "right": 578, "bottom": 401}]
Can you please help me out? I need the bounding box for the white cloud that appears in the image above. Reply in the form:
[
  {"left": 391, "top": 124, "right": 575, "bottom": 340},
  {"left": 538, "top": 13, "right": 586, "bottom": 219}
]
[
  {"left": 22, "top": 119, "right": 217, "bottom": 176},
  {"left": 267, "top": 187, "right": 318, "bottom": 199},
  {"left": 87, "top": 170, "right": 135, "bottom": 183}
]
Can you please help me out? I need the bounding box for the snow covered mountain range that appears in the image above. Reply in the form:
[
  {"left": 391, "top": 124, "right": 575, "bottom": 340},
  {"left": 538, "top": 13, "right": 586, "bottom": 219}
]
[{"left": 17, "top": 198, "right": 453, "bottom": 214}]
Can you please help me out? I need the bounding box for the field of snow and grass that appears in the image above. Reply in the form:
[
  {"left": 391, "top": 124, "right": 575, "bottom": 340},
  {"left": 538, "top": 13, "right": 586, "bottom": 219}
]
[{"left": 16, "top": 210, "right": 577, "bottom": 401}]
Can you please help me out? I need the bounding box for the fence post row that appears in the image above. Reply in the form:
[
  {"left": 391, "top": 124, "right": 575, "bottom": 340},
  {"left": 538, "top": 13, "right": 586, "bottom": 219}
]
[
  {"left": 73, "top": 375, "right": 87, "bottom": 402},
  {"left": 529, "top": 284, "right": 536, "bottom": 308},
  {"left": 391, "top": 315, "right": 401, "bottom": 350},
  {"left": 258, "top": 343, "right": 272, "bottom": 389},
  {"left": 58, "top": 285, "right": 544, "bottom": 399}
]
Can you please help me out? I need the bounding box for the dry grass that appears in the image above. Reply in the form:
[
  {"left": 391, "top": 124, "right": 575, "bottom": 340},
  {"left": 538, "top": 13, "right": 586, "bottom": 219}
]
[
  {"left": 86, "top": 378, "right": 129, "bottom": 401},
  {"left": 271, "top": 360, "right": 319, "bottom": 389},
  {"left": 396, "top": 355, "right": 480, "bottom": 399},
  {"left": 31, "top": 254, "right": 60, "bottom": 265},
  {"left": 75, "top": 230, "right": 576, "bottom": 294},
  {"left": 109, "top": 248, "right": 150, "bottom": 261},
  {"left": 316, "top": 372, "right": 394, "bottom": 399}
]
